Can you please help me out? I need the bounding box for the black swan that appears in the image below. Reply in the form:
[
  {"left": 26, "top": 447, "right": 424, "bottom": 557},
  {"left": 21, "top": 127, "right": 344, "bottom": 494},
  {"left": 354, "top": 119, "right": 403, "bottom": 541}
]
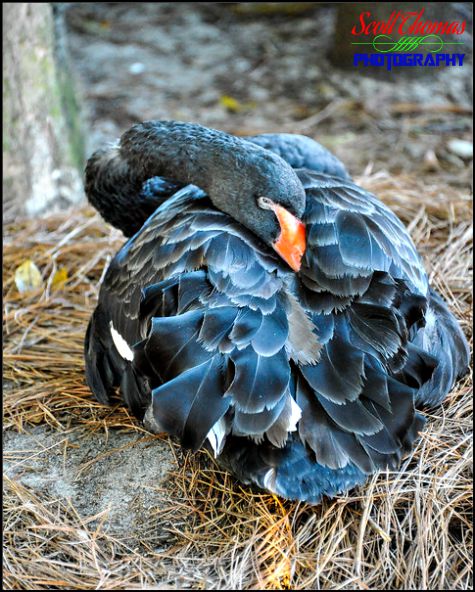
[{"left": 84, "top": 121, "right": 469, "bottom": 503}]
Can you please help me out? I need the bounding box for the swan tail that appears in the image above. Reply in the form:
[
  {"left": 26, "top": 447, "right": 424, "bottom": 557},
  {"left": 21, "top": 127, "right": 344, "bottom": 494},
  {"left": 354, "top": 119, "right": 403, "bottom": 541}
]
[{"left": 217, "top": 434, "right": 367, "bottom": 504}]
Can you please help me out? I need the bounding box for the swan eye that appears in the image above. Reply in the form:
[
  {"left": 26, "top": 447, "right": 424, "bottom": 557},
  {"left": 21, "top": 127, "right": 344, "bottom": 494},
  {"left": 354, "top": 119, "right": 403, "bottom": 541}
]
[{"left": 257, "top": 196, "right": 275, "bottom": 210}]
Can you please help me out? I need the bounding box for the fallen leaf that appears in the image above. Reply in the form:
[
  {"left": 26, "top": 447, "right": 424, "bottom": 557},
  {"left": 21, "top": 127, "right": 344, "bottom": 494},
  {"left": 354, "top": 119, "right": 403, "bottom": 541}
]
[
  {"left": 14, "top": 260, "right": 43, "bottom": 293},
  {"left": 219, "top": 96, "right": 256, "bottom": 113},
  {"left": 52, "top": 267, "right": 68, "bottom": 290},
  {"left": 220, "top": 95, "right": 243, "bottom": 113}
]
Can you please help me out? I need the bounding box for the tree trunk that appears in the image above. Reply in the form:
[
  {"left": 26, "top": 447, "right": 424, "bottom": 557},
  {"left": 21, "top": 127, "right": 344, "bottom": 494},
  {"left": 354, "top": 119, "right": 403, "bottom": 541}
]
[{"left": 3, "top": 2, "right": 85, "bottom": 221}]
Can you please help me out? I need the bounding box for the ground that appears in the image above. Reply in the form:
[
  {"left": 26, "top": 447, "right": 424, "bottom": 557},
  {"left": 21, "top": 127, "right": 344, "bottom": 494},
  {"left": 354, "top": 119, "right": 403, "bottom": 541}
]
[{"left": 3, "top": 3, "right": 473, "bottom": 590}]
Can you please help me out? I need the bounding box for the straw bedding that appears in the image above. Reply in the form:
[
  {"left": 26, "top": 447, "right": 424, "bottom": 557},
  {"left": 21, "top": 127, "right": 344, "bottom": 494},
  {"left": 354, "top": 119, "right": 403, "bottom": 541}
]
[{"left": 3, "top": 170, "right": 472, "bottom": 590}]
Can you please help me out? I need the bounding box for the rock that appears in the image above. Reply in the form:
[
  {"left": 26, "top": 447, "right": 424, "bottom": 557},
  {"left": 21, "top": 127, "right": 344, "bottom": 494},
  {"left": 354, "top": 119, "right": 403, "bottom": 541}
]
[
  {"left": 447, "top": 139, "right": 473, "bottom": 160},
  {"left": 404, "top": 143, "right": 426, "bottom": 161},
  {"left": 423, "top": 149, "right": 440, "bottom": 172},
  {"left": 129, "top": 62, "right": 146, "bottom": 75}
]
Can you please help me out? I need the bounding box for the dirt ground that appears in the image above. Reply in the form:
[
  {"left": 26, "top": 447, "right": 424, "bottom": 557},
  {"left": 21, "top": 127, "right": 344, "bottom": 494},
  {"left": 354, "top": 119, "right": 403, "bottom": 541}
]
[
  {"left": 63, "top": 3, "right": 472, "bottom": 180},
  {"left": 3, "top": 2, "right": 473, "bottom": 590}
]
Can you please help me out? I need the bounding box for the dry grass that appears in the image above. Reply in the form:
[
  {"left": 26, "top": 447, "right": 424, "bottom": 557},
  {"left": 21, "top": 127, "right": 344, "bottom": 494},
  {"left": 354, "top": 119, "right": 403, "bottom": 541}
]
[{"left": 3, "top": 171, "right": 473, "bottom": 590}]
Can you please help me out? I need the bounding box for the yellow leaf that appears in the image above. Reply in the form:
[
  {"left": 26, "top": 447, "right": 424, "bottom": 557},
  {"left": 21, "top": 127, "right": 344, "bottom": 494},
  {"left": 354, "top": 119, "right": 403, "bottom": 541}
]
[
  {"left": 14, "top": 260, "right": 43, "bottom": 293},
  {"left": 52, "top": 267, "right": 68, "bottom": 290},
  {"left": 220, "top": 95, "right": 243, "bottom": 113}
]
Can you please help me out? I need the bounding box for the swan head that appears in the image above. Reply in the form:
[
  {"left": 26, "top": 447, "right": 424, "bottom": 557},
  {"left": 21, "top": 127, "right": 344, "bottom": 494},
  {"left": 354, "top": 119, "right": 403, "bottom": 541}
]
[
  {"left": 208, "top": 148, "right": 307, "bottom": 272},
  {"left": 87, "top": 120, "right": 308, "bottom": 270}
]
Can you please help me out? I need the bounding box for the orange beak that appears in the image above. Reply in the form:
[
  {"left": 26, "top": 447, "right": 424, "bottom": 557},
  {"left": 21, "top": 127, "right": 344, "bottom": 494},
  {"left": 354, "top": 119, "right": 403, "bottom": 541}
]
[{"left": 271, "top": 204, "right": 306, "bottom": 272}]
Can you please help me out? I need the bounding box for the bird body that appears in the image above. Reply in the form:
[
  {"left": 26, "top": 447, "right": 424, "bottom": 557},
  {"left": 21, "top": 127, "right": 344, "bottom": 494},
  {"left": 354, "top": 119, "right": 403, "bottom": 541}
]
[{"left": 84, "top": 121, "right": 469, "bottom": 503}]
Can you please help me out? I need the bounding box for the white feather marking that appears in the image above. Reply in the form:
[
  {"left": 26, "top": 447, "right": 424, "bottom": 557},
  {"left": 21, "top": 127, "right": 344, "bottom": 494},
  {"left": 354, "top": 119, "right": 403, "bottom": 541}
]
[
  {"left": 286, "top": 397, "right": 302, "bottom": 432},
  {"left": 263, "top": 468, "right": 277, "bottom": 493},
  {"left": 110, "top": 321, "right": 134, "bottom": 361},
  {"left": 206, "top": 416, "right": 227, "bottom": 458},
  {"left": 265, "top": 393, "right": 302, "bottom": 448}
]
